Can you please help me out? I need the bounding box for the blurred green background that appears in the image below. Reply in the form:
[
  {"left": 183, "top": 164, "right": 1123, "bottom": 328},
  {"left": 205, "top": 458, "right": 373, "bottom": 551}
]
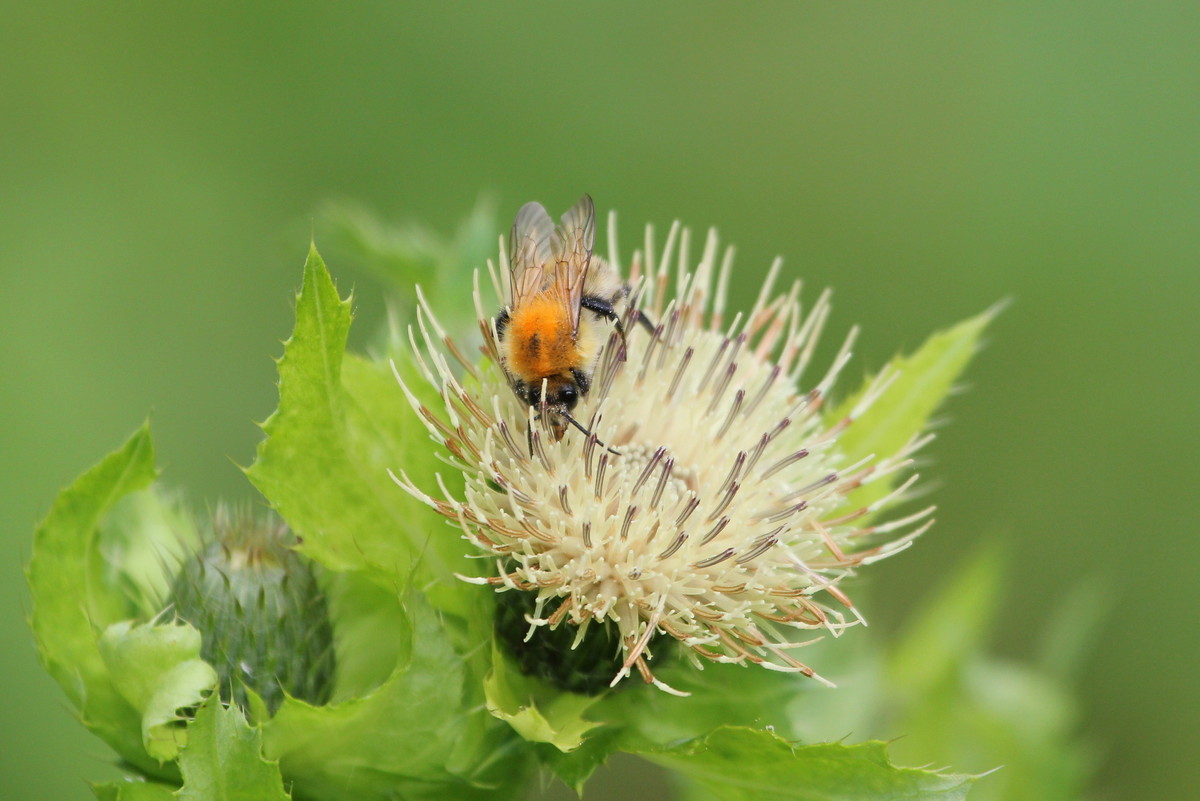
[{"left": 2, "top": 2, "right": 1196, "bottom": 799}]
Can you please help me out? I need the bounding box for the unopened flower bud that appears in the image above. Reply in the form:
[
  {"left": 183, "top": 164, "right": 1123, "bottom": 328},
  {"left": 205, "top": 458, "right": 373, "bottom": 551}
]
[{"left": 168, "top": 506, "right": 334, "bottom": 714}]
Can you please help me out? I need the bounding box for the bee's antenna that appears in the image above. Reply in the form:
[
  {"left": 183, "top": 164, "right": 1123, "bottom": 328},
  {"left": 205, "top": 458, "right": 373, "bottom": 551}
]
[{"left": 560, "top": 411, "right": 619, "bottom": 455}]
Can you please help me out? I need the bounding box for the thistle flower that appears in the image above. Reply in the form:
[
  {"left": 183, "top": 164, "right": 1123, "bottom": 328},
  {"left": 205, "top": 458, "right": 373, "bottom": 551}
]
[{"left": 393, "top": 214, "right": 934, "bottom": 693}]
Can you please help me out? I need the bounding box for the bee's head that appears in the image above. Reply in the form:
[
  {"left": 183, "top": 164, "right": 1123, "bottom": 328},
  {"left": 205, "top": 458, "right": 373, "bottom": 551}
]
[
  {"left": 553, "top": 383, "right": 580, "bottom": 412},
  {"left": 544, "top": 383, "right": 585, "bottom": 442},
  {"left": 511, "top": 375, "right": 618, "bottom": 454},
  {"left": 511, "top": 376, "right": 584, "bottom": 443},
  {"left": 514, "top": 376, "right": 581, "bottom": 412}
]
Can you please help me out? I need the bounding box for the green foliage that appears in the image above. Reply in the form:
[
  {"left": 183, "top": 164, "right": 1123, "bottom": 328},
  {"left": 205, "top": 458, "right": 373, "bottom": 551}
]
[
  {"left": 830, "top": 304, "right": 1000, "bottom": 514},
  {"left": 177, "top": 700, "right": 291, "bottom": 801},
  {"left": 598, "top": 653, "right": 821, "bottom": 749},
  {"left": 483, "top": 641, "right": 603, "bottom": 752},
  {"left": 244, "top": 246, "right": 474, "bottom": 615},
  {"left": 318, "top": 197, "right": 498, "bottom": 342},
  {"left": 875, "top": 547, "right": 1092, "bottom": 801},
  {"left": 647, "top": 728, "right": 975, "bottom": 801},
  {"left": 241, "top": 246, "right": 528, "bottom": 798},
  {"left": 261, "top": 590, "right": 530, "bottom": 801},
  {"left": 26, "top": 423, "right": 176, "bottom": 779},
  {"left": 539, "top": 727, "right": 626, "bottom": 795},
  {"left": 319, "top": 568, "right": 410, "bottom": 701},
  {"left": 98, "top": 620, "right": 218, "bottom": 761},
  {"left": 98, "top": 489, "right": 200, "bottom": 619}
]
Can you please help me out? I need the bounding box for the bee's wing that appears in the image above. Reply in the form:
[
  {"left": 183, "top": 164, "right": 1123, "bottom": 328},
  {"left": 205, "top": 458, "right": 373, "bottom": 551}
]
[
  {"left": 550, "top": 194, "right": 595, "bottom": 334},
  {"left": 508, "top": 201, "right": 555, "bottom": 309}
]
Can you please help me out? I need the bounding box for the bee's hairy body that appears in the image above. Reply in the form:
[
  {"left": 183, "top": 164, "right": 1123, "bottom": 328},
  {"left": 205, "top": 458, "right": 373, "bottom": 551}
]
[
  {"left": 496, "top": 195, "right": 634, "bottom": 440},
  {"left": 497, "top": 264, "right": 624, "bottom": 407},
  {"left": 504, "top": 297, "right": 590, "bottom": 384}
]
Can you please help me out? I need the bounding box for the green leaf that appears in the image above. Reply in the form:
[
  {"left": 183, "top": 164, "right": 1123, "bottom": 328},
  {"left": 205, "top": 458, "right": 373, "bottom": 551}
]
[
  {"left": 245, "top": 245, "right": 473, "bottom": 614},
  {"left": 262, "top": 590, "right": 529, "bottom": 800},
  {"left": 830, "top": 305, "right": 999, "bottom": 513},
  {"left": 877, "top": 547, "right": 1092, "bottom": 801},
  {"left": 320, "top": 568, "right": 410, "bottom": 701},
  {"left": 26, "top": 422, "right": 174, "bottom": 777},
  {"left": 555, "top": 644, "right": 880, "bottom": 786},
  {"left": 91, "top": 778, "right": 178, "bottom": 801},
  {"left": 98, "top": 620, "right": 218, "bottom": 761},
  {"left": 99, "top": 489, "right": 201, "bottom": 619},
  {"left": 887, "top": 544, "right": 1004, "bottom": 697},
  {"left": 539, "top": 726, "right": 624, "bottom": 795},
  {"left": 177, "top": 700, "right": 291, "bottom": 801},
  {"left": 599, "top": 630, "right": 878, "bottom": 756},
  {"left": 644, "top": 728, "right": 975, "bottom": 801},
  {"left": 317, "top": 197, "right": 496, "bottom": 342},
  {"left": 483, "top": 641, "right": 603, "bottom": 752},
  {"left": 596, "top": 626, "right": 894, "bottom": 751},
  {"left": 601, "top": 660, "right": 811, "bottom": 750}
]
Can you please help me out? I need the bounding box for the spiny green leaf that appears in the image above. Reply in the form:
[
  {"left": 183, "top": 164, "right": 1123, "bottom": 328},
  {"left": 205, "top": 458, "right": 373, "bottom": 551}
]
[
  {"left": 644, "top": 727, "right": 975, "bottom": 801},
  {"left": 177, "top": 700, "right": 290, "bottom": 801},
  {"left": 99, "top": 620, "right": 218, "bottom": 761},
  {"left": 539, "top": 727, "right": 624, "bottom": 795},
  {"left": 483, "top": 641, "right": 603, "bottom": 753},
  {"left": 830, "top": 305, "right": 1000, "bottom": 513},
  {"left": 245, "top": 245, "right": 472, "bottom": 614},
  {"left": 26, "top": 422, "right": 174, "bottom": 778},
  {"left": 262, "top": 590, "right": 529, "bottom": 801}
]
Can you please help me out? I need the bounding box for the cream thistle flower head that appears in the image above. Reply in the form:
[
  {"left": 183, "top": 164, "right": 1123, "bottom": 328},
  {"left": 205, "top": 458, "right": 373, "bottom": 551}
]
[{"left": 392, "top": 209, "right": 933, "bottom": 694}]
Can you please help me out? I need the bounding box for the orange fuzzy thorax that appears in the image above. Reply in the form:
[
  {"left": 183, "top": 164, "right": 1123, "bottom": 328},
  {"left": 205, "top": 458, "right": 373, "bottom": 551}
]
[{"left": 502, "top": 296, "right": 581, "bottom": 380}]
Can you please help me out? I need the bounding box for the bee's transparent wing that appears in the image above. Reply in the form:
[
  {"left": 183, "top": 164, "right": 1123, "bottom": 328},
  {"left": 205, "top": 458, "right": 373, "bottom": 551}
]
[
  {"left": 551, "top": 194, "right": 595, "bottom": 334},
  {"left": 508, "top": 201, "right": 555, "bottom": 308}
]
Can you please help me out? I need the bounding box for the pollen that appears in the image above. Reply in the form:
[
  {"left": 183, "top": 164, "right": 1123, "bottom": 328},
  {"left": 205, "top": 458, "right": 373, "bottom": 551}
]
[{"left": 392, "top": 215, "right": 934, "bottom": 694}]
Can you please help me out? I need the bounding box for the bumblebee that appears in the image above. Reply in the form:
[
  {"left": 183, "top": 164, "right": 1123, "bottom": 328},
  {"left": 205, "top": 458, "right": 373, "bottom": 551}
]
[{"left": 495, "top": 195, "right": 639, "bottom": 445}]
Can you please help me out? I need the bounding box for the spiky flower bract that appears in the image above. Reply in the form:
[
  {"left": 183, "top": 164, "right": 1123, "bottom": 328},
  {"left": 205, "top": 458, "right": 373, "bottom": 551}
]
[
  {"left": 169, "top": 505, "right": 335, "bottom": 713},
  {"left": 393, "top": 212, "right": 933, "bottom": 693}
]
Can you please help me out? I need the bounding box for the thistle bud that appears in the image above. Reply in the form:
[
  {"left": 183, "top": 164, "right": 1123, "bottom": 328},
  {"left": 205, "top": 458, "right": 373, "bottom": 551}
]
[{"left": 167, "top": 506, "right": 334, "bottom": 714}]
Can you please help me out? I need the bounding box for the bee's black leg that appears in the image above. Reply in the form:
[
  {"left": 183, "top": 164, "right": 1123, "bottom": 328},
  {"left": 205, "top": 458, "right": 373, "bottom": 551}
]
[
  {"left": 580, "top": 296, "right": 618, "bottom": 324},
  {"left": 581, "top": 295, "right": 628, "bottom": 349},
  {"left": 526, "top": 419, "right": 534, "bottom": 459}
]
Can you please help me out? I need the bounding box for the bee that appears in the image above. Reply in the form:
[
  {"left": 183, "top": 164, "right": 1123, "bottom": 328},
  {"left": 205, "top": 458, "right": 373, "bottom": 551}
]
[{"left": 494, "top": 195, "right": 643, "bottom": 447}]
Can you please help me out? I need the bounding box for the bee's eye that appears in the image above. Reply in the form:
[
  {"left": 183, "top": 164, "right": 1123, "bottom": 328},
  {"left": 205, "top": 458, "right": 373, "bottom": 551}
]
[{"left": 558, "top": 385, "right": 579, "bottom": 410}]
